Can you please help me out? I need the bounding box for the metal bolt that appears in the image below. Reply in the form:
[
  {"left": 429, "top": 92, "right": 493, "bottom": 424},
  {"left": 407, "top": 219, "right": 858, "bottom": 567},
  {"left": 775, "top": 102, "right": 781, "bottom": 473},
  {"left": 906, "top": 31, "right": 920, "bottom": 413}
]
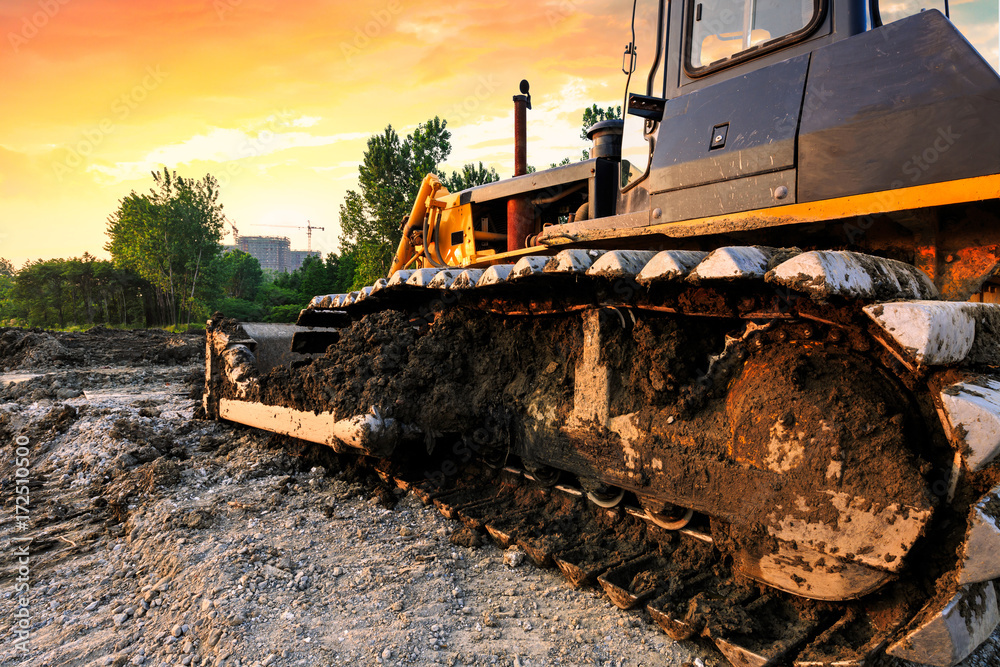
[
  {"left": 774, "top": 186, "right": 789, "bottom": 200},
  {"left": 715, "top": 135, "right": 723, "bottom": 143},
  {"left": 652, "top": 208, "right": 663, "bottom": 220}
]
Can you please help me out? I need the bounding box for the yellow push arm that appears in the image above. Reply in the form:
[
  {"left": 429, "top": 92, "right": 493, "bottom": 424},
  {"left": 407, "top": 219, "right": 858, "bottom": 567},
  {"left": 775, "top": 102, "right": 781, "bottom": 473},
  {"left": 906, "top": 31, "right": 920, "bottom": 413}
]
[{"left": 388, "top": 173, "right": 446, "bottom": 277}]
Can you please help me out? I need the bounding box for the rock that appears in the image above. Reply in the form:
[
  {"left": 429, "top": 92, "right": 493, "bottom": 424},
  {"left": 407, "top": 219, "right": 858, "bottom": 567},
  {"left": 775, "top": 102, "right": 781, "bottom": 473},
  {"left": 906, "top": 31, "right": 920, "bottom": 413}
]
[
  {"left": 381, "top": 648, "right": 392, "bottom": 660},
  {"left": 503, "top": 546, "right": 525, "bottom": 567},
  {"left": 135, "top": 445, "right": 160, "bottom": 463},
  {"left": 332, "top": 567, "right": 343, "bottom": 577},
  {"left": 85, "top": 601, "right": 100, "bottom": 612},
  {"left": 113, "top": 612, "right": 128, "bottom": 626},
  {"left": 449, "top": 527, "right": 482, "bottom": 548},
  {"left": 262, "top": 656, "right": 276, "bottom": 667},
  {"left": 56, "top": 388, "right": 82, "bottom": 399},
  {"left": 171, "top": 624, "right": 183, "bottom": 637}
]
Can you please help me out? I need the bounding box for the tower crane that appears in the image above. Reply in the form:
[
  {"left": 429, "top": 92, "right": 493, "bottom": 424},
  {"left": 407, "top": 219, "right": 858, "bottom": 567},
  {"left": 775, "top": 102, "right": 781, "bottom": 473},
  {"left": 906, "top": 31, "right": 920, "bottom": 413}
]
[
  {"left": 226, "top": 218, "right": 240, "bottom": 245},
  {"left": 253, "top": 221, "right": 325, "bottom": 252}
]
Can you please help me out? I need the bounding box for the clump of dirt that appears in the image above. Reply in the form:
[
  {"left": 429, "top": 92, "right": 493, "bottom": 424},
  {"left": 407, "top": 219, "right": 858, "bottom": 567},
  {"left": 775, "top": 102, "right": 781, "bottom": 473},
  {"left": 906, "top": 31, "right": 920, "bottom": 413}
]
[
  {"left": 250, "top": 308, "right": 581, "bottom": 441},
  {"left": 0, "top": 328, "right": 82, "bottom": 368},
  {"left": 0, "top": 325, "right": 203, "bottom": 371},
  {"left": 449, "top": 525, "right": 483, "bottom": 548},
  {"left": 110, "top": 418, "right": 183, "bottom": 459},
  {"left": 615, "top": 314, "right": 726, "bottom": 411}
]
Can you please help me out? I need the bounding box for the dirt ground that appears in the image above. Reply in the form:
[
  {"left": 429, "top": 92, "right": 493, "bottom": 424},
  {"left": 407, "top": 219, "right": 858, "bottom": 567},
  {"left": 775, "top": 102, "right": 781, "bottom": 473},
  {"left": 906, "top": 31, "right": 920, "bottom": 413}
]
[{"left": 1, "top": 327, "right": 999, "bottom": 667}]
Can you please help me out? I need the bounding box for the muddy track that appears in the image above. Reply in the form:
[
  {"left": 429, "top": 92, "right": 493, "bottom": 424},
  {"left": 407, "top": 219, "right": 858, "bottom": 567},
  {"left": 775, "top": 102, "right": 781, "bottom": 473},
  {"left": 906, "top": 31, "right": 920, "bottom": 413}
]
[
  {"left": 364, "top": 454, "right": 917, "bottom": 667},
  {"left": 208, "top": 251, "right": 1000, "bottom": 666}
]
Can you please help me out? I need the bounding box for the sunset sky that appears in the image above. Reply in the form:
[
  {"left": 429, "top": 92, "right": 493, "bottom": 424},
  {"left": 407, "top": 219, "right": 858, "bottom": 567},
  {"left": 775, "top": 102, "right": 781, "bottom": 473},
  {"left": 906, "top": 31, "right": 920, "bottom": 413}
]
[{"left": 1, "top": 0, "right": 997, "bottom": 268}]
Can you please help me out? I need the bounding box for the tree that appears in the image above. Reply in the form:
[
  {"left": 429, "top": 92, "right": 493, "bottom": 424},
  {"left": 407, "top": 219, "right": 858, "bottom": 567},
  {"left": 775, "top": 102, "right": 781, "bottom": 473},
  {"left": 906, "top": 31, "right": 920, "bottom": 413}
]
[
  {"left": 0, "top": 258, "right": 15, "bottom": 323},
  {"left": 405, "top": 116, "right": 452, "bottom": 195},
  {"left": 106, "top": 168, "right": 226, "bottom": 326},
  {"left": 216, "top": 250, "right": 263, "bottom": 300},
  {"left": 580, "top": 104, "right": 623, "bottom": 140},
  {"left": 339, "top": 117, "right": 453, "bottom": 288},
  {"left": 444, "top": 162, "right": 500, "bottom": 192}
]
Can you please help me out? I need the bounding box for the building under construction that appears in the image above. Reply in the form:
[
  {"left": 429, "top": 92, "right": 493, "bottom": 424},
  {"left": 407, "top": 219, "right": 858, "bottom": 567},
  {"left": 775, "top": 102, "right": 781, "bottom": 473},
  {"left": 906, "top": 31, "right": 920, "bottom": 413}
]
[{"left": 234, "top": 236, "right": 318, "bottom": 273}]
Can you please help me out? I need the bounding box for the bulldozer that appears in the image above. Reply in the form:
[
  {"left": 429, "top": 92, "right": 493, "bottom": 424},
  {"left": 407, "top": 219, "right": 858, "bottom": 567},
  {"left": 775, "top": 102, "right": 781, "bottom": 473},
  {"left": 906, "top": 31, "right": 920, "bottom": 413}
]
[{"left": 204, "top": 0, "right": 1000, "bottom": 664}]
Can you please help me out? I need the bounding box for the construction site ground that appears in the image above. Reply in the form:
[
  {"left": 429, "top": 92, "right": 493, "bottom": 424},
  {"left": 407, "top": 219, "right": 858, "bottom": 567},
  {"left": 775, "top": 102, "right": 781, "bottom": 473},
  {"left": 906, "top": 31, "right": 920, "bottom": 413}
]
[{"left": 1, "top": 326, "right": 999, "bottom": 667}]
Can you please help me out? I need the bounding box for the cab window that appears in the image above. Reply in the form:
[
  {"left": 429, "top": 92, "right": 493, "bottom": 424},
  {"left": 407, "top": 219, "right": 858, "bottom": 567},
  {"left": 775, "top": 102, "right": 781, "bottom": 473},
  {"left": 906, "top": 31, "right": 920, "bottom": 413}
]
[{"left": 687, "top": 0, "right": 820, "bottom": 73}]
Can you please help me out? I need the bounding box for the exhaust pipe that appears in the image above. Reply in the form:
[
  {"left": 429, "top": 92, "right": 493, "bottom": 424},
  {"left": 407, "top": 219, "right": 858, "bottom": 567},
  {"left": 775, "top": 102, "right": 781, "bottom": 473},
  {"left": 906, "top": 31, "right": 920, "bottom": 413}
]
[{"left": 507, "top": 80, "right": 533, "bottom": 252}]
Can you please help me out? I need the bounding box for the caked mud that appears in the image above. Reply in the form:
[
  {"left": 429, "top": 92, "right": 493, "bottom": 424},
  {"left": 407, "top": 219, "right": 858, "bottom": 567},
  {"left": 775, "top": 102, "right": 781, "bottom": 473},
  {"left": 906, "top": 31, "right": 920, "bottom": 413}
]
[
  {"left": 238, "top": 304, "right": 943, "bottom": 573},
  {"left": 206, "top": 270, "right": 1000, "bottom": 666}
]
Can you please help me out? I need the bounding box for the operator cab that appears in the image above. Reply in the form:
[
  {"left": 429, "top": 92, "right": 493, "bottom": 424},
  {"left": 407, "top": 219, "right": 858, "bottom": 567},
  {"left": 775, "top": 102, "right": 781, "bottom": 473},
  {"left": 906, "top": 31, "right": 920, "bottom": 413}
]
[{"left": 618, "top": 0, "right": 985, "bottom": 217}]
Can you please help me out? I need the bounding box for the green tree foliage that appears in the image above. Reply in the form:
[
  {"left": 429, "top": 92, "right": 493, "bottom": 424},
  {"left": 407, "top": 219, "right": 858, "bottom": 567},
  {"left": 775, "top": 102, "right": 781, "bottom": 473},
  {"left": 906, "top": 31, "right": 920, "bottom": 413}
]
[
  {"left": 580, "top": 104, "right": 623, "bottom": 140},
  {"left": 444, "top": 162, "right": 500, "bottom": 192},
  {"left": 215, "top": 250, "right": 264, "bottom": 300},
  {"left": 0, "top": 260, "right": 15, "bottom": 324},
  {"left": 106, "top": 168, "right": 225, "bottom": 326},
  {"left": 4, "top": 257, "right": 148, "bottom": 328},
  {"left": 339, "top": 118, "right": 453, "bottom": 288}
]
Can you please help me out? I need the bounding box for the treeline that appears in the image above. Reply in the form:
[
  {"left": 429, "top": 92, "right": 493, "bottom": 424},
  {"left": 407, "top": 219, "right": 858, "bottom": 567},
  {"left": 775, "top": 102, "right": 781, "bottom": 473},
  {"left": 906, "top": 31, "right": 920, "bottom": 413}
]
[
  {"left": 0, "top": 250, "right": 356, "bottom": 329},
  {"left": 0, "top": 255, "right": 149, "bottom": 328}
]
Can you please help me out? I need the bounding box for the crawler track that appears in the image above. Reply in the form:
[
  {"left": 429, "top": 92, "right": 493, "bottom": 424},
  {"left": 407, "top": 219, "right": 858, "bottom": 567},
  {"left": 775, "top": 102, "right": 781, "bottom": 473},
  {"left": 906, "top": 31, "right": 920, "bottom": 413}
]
[
  {"left": 207, "top": 246, "right": 1000, "bottom": 666},
  {"left": 373, "top": 458, "right": 908, "bottom": 667}
]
